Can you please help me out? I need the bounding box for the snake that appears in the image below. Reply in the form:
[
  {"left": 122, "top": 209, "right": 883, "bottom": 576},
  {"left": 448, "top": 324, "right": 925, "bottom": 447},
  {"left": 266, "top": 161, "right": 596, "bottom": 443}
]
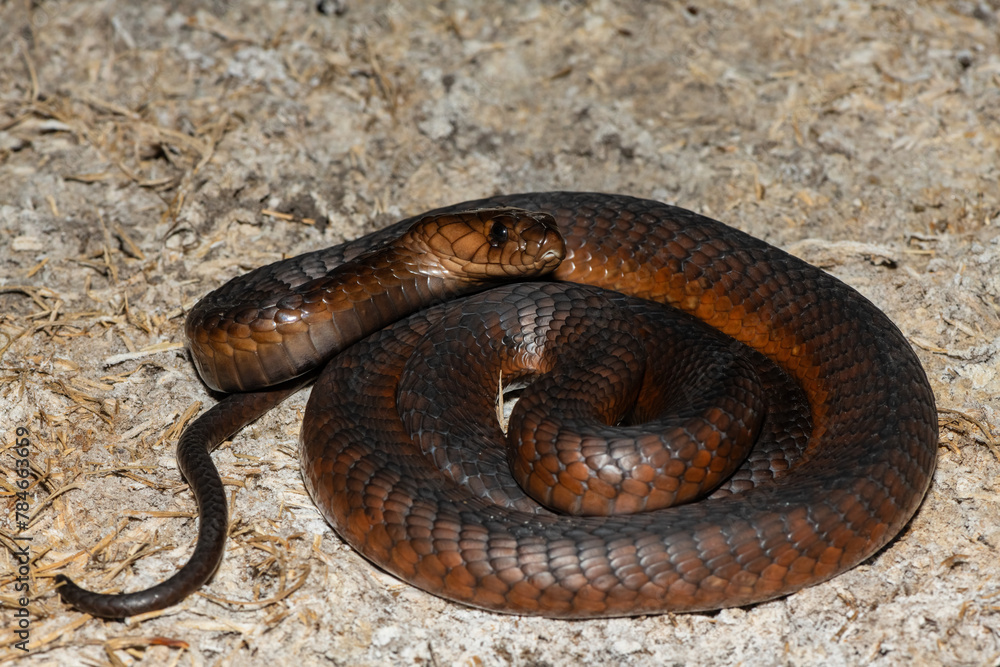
[{"left": 57, "top": 192, "right": 937, "bottom": 619}]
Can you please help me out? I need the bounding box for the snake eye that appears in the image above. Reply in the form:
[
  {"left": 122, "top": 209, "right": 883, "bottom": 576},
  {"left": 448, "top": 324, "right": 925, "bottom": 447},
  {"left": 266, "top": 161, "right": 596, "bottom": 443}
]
[{"left": 488, "top": 221, "right": 509, "bottom": 248}]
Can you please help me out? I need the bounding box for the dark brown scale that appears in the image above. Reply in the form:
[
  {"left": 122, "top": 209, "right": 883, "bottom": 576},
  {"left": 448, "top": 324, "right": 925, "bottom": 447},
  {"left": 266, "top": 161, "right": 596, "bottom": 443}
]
[{"left": 57, "top": 192, "right": 937, "bottom": 619}]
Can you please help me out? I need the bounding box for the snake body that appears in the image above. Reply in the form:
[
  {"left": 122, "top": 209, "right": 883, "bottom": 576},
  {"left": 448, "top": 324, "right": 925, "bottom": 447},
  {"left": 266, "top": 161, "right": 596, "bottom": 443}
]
[{"left": 58, "top": 192, "right": 937, "bottom": 619}]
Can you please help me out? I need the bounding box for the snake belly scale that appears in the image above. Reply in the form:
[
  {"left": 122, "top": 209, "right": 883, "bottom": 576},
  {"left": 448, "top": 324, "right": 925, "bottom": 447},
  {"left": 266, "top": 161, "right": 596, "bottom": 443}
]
[{"left": 57, "top": 192, "right": 937, "bottom": 619}]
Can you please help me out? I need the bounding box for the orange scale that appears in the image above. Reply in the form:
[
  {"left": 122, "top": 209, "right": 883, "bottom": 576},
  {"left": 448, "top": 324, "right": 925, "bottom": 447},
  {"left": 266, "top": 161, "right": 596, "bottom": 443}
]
[
  {"left": 631, "top": 464, "right": 656, "bottom": 484},
  {"left": 789, "top": 556, "right": 817, "bottom": 574},
  {"left": 586, "top": 476, "right": 618, "bottom": 499},
  {"left": 556, "top": 471, "right": 584, "bottom": 496},
  {"left": 759, "top": 562, "right": 789, "bottom": 584},
  {"left": 564, "top": 461, "right": 590, "bottom": 482},
  {"left": 619, "top": 477, "right": 651, "bottom": 497},
  {"left": 416, "top": 555, "right": 447, "bottom": 579}
]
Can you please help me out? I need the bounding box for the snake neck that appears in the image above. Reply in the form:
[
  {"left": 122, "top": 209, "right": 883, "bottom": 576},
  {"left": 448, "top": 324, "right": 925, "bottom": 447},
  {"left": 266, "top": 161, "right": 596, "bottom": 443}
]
[{"left": 186, "top": 242, "right": 497, "bottom": 393}]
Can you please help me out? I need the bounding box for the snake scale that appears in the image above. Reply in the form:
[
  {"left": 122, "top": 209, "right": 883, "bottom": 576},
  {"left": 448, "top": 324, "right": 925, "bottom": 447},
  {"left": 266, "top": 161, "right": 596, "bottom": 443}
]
[{"left": 57, "top": 192, "right": 937, "bottom": 619}]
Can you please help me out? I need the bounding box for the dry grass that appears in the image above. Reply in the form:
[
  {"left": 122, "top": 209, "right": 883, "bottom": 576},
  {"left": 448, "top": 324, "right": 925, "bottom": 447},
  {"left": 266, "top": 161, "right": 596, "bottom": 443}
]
[{"left": 1, "top": 0, "right": 999, "bottom": 665}]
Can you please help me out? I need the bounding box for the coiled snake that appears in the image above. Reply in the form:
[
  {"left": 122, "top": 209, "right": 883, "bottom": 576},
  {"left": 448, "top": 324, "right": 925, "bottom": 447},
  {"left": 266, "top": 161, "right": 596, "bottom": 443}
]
[{"left": 57, "top": 192, "right": 937, "bottom": 619}]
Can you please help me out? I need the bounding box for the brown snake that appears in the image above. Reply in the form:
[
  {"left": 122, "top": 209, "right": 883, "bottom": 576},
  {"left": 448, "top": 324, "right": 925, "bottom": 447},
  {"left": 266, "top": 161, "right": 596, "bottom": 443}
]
[{"left": 57, "top": 192, "right": 937, "bottom": 619}]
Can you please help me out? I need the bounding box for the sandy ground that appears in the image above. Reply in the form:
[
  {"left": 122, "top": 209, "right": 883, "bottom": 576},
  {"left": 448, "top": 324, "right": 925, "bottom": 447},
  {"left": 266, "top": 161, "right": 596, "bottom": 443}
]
[{"left": 1, "top": 1, "right": 999, "bottom": 665}]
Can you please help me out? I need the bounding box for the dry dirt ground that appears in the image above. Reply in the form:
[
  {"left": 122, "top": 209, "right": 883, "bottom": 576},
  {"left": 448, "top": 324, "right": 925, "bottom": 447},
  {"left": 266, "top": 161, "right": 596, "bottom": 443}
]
[{"left": 2, "top": 1, "right": 999, "bottom": 665}]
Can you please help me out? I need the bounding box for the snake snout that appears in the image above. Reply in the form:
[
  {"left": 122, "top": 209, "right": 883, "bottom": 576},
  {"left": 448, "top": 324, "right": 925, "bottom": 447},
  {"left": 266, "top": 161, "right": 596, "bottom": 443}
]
[
  {"left": 538, "top": 236, "right": 565, "bottom": 264},
  {"left": 536, "top": 234, "right": 566, "bottom": 270},
  {"left": 518, "top": 213, "right": 566, "bottom": 271}
]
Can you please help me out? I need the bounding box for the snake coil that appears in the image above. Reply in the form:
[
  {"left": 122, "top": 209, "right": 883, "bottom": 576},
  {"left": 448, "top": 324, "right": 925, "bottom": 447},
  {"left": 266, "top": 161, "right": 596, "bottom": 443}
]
[{"left": 58, "top": 192, "right": 937, "bottom": 619}]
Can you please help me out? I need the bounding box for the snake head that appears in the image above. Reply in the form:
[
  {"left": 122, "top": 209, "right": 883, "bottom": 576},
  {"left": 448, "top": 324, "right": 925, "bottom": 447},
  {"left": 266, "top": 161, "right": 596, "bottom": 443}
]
[{"left": 406, "top": 207, "right": 566, "bottom": 281}]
